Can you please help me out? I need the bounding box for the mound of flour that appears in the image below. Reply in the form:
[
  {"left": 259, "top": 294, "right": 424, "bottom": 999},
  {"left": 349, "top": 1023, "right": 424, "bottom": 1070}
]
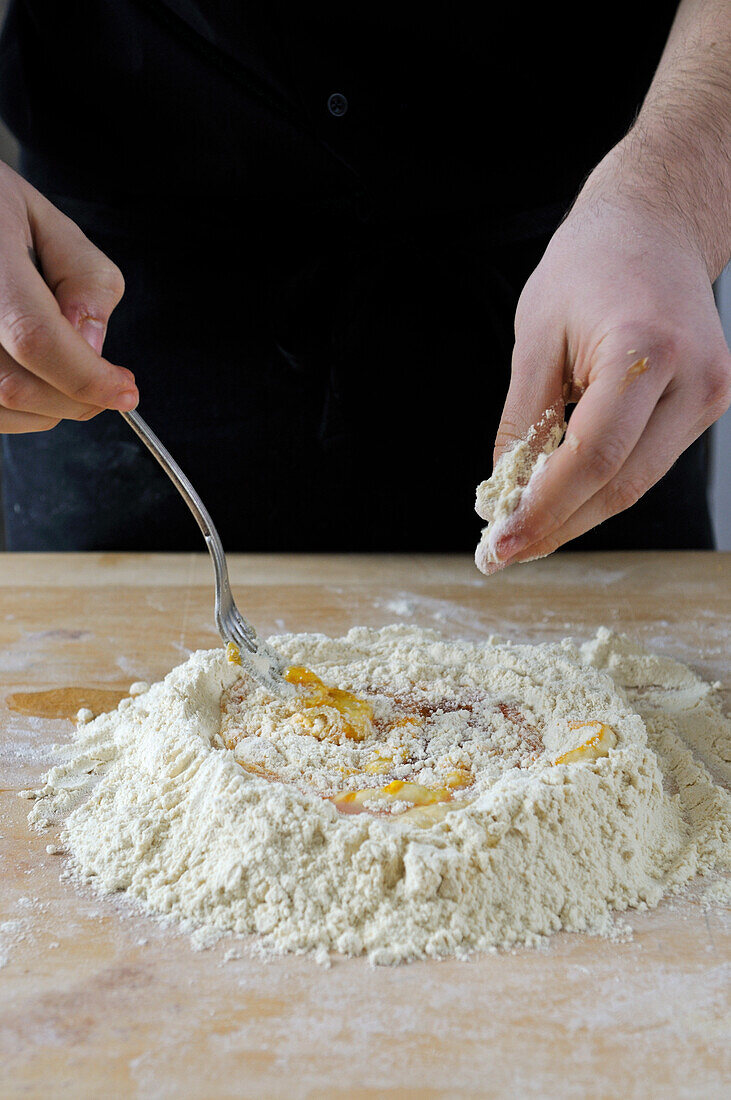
[{"left": 27, "top": 626, "right": 730, "bottom": 963}]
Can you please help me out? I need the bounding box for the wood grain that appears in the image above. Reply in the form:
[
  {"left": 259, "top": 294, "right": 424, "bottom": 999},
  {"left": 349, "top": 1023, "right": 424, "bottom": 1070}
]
[{"left": 0, "top": 551, "right": 729, "bottom": 1099}]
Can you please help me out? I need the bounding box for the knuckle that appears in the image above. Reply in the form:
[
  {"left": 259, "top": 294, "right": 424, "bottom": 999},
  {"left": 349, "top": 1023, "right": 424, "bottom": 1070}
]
[
  {"left": 523, "top": 496, "right": 567, "bottom": 540},
  {"left": 537, "top": 501, "right": 568, "bottom": 535},
  {"left": 604, "top": 321, "right": 682, "bottom": 376},
  {"left": 69, "top": 377, "right": 104, "bottom": 404},
  {"left": 0, "top": 369, "right": 30, "bottom": 410},
  {"left": 638, "top": 327, "right": 681, "bottom": 365},
  {"left": 700, "top": 357, "right": 731, "bottom": 421},
  {"left": 512, "top": 524, "right": 563, "bottom": 562},
  {"left": 2, "top": 312, "right": 54, "bottom": 362},
  {"left": 92, "top": 259, "right": 125, "bottom": 304},
  {"left": 581, "top": 436, "right": 627, "bottom": 484},
  {"left": 495, "top": 418, "right": 526, "bottom": 454},
  {"left": 603, "top": 475, "right": 646, "bottom": 517},
  {"left": 533, "top": 533, "right": 562, "bottom": 559},
  {"left": 58, "top": 259, "right": 125, "bottom": 318}
]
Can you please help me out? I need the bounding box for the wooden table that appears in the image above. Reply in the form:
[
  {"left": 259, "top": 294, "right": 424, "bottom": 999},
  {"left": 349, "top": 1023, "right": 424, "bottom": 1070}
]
[{"left": 1, "top": 552, "right": 729, "bottom": 1099}]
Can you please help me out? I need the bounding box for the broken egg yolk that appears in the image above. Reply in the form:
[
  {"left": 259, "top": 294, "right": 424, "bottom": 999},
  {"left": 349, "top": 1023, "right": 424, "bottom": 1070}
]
[
  {"left": 225, "top": 659, "right": 476, "bottom": 825},
  {"left": 284, "top": 666, "right": 374, "bottom": 741},
  {"left": 554, "top": 721, "right": 617, "bottom": 765},
  {"left": 282, "top": 671, "right": 475, "bottom": 823},
  {"left": 330, "top": 769, "right": 472, "bottom": 817}
]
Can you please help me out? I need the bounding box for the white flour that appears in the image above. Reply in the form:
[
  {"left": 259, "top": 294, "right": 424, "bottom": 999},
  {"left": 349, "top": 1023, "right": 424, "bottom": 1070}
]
[
  {"left": 26, "top": 626, "right": 730, "bottom": 964},
  {"left": 475, "top": 407, "right": 565, "bottom": 571}
]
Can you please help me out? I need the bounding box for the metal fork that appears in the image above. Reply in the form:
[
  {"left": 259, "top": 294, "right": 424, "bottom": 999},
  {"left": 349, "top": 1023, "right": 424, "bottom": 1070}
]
[{"left": 120, "top": 409, "right": 291, "bottom": 697}]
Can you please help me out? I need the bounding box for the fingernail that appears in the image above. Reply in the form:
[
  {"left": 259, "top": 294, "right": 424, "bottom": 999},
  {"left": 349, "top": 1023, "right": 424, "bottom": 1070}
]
[
  {"left": 114, "top": 389, "right": 139, "bottom": 411},
  {"left": 482, "top": 560, "right": 507, "bottom": 576},
  {"left": 78, "top": 317, "right": 106, "bottom": 355},
  {"left": 495, "top": 533, "right": 528, "bottom": 562}
]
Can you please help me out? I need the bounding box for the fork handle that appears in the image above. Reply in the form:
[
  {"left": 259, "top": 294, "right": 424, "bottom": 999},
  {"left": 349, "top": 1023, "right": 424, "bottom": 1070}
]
[
  {"left": 119, "top": 409, "right": 290, "bottom": 698},
  {"left": 119, "top": 410, "right": 235, "bottom": 614},
  {"left": 120, "top": 410, "right": 219, "bottom": 544}
]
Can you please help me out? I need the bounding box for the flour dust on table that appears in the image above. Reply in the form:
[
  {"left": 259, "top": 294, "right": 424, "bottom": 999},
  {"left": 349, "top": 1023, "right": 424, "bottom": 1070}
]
[{"left": 26, "top": 626, "right": 730, "bottom": 964}]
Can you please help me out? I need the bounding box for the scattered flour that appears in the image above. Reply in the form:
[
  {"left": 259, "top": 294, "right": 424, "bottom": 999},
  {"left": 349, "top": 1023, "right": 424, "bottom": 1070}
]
[
  {"left": 383, "top": 598, "right": 416, "bottom": 617},
  {"left": 0, "top": 897, "right": 48, "bottom": 968},
  {"left": 475, "top": 406, "right": 565, "bottom": 571},
  {"left": 27, "top": 626, "right": 730, "bottom": 964}
]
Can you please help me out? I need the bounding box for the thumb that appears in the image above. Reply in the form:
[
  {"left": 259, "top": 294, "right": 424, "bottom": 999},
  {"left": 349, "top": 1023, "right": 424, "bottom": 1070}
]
[
  {"left": 29, "top": 194, "right": 125, "bottom": 356},
  {"left": 492, "top": 322, "right": 566, "bottom": 469}
]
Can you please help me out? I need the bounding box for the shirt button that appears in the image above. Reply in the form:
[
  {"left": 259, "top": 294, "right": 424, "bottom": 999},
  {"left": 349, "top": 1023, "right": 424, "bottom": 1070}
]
[{"left": 327, "top": 92, "right": 348, "bottom": 117}]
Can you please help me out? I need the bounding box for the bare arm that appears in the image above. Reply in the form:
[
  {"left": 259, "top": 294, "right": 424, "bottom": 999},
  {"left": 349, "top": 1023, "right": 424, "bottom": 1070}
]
[{"left": 621, "top": 0, "right": 731, "bottom": 280}]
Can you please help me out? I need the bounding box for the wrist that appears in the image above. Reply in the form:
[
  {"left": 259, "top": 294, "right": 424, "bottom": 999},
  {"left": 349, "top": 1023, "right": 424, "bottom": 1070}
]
[{"left": 572, "top": 124, "right": 730, "bottom": 282}]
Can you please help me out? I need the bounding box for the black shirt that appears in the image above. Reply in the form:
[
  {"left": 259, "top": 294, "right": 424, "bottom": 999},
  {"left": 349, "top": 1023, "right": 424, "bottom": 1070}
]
[
  {"left": 0, "top": 1, "right": 676, "bottom": 225},
  {"left": 1, "top": 2, "right": 710, "bottom": 554}
]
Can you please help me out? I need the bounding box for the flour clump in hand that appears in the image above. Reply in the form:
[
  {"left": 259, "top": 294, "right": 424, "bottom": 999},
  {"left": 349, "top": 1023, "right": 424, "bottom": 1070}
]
[{"left": 475, "top": 405, "right": 565, "bottom": 571}]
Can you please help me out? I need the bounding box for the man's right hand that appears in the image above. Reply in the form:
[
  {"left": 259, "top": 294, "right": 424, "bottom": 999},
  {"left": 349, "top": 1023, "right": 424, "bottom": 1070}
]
[{"left": 0, "top": 161, "right": 137, "bottom": 433}]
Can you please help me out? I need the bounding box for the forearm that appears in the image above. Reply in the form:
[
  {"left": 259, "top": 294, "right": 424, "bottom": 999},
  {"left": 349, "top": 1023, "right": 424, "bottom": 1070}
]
[{"left": 577, "top": 0, "right": 731, "bottom": 280}]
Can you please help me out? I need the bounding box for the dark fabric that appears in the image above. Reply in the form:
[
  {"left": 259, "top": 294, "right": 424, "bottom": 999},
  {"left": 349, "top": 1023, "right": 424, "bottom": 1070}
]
[
  {"left": 0, "top": 0, "right": 712, "bottom": 552},
  {"left": 1, "top": 193, "right": 527, "bottom": 550},
  {"left": 1, "top": 194, "right": 713, "bottom": 552},
  {"left": 0, "top": 1, "right": 678, "bottom": 220}
]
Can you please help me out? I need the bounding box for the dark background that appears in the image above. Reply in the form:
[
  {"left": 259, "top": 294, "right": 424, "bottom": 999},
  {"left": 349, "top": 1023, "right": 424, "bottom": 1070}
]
[{"left": 0, "top": 0, "right": 728, "bottom": 552}]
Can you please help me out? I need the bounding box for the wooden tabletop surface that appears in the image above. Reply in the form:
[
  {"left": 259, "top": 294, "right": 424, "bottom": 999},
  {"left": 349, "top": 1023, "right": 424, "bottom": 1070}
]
[{"left": 1, "top": 551, "right": 729, "bottom": 1099}]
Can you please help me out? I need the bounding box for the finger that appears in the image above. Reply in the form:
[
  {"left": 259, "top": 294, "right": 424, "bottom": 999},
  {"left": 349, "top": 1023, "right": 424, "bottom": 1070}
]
[
  {"left": 0, "top": 240, "right": 137, "bottom": 410},
  {"left": 0, "top": 347, "right": 103, "bottom": 421},
  {"left": 29, "top": 193, "right": 125, "bottom": 354},
  {"left": 493, "top": 318, "right": 566, "bottom": 467},
  {"left": 0, "top": 406, "right": 60, "bottom": 433},
  {"left": 490, "top": 387, "right": 692, "bottom": 567},
  {"left": 490, "top": 345, "right": 671, "bottom": 562}
]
